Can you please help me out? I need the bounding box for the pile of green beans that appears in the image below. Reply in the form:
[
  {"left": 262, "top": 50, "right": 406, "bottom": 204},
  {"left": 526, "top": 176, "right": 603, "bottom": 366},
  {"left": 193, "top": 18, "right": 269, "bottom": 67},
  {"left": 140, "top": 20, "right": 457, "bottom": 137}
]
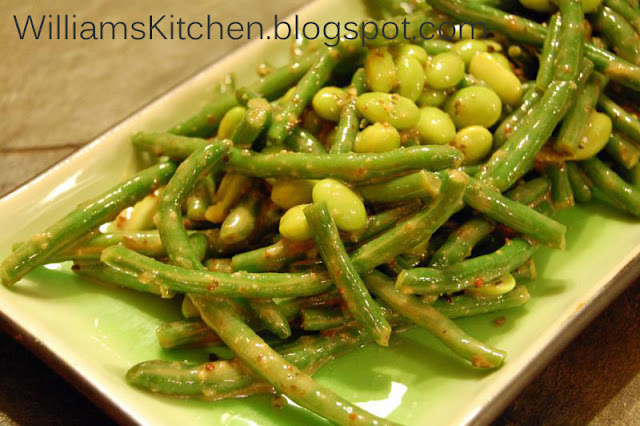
[{"left": 5, "top": 1, "right": 640, "bottom": 424}]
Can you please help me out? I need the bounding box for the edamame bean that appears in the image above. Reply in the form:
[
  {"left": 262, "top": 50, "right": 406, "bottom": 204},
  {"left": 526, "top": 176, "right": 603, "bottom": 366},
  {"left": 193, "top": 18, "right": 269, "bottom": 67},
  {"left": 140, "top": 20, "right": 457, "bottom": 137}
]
[
  {"left": 469, "top": 53, "right": 522, "bottom": 106},
  {"left": 519, "top": 0, "right": 556, "bottom": 12},
  {"left": 572, "top": 111, "right": 613, "bottom": 160},
  {"left": 451, "top": 125, "right": 493, "bottom": 165},
  {"left": 453, "top": 40, "right": 488, "bottom": 67},
  {"left": 416, "top": 107, "right": 456, "bottom": 145},
  {"left": 217, "top": 106, "right": 247, "bottom": 139},
  {"left": 465, "top": 273, "right": 516, "bottom": 297},
  {"left": 395, "top": 56, "right": 426, "bottom": 101},
  {"left": 353, "top": 123, "right": 401, "bottom": 153},
  {"left": 394, "top": 44, "right": 429, "bottom": 65},
  {"left": 312, "top": 179, "right": 367, "bottom": 232},
  {"left": 417, "top": 88, "right": 449, "bottom": 107},
  {"left": 271, "top": 180, "right": 317, "bottom": 209},
  {"left": 312, "top": 87, "right": 347, "bottom": 122},
  {"left": 444, "top": 86, "right": 502, "bottom": 129},
  {"left": 491, "top": 53, "right": 512, "bottom": 70},
  {"left": 364, "top": 48, "right": 397, "bottom": 93},
  {"left": 425, "top": 52, "right": 466, "bottom": 90},
  {"left": 356, "top": 92, "right": 420, "bottom": 130},
  {"left": 279, "top": 204, "right": 313, "bottom": 241}
]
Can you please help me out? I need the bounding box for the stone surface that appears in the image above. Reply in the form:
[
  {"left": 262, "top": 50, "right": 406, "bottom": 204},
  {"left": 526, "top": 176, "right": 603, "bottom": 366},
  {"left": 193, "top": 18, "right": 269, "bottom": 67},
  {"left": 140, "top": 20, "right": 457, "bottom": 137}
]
[{"left": 1, "top": 0, "right": 639, "bottom": 425}]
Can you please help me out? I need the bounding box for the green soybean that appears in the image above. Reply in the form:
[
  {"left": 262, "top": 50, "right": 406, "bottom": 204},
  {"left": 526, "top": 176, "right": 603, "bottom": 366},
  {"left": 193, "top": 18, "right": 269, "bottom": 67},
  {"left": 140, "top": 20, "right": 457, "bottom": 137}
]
[
  {"left": 469, "top": 52, "right": 522, "bottom": 106},
  {"left": 356, "top": 92, "right": 420, "bottom": 130},
  {"left": 312, "top": 87, "right": 347, "bottom": 122},
  {"left": 394, "top": 44, "right": 429, "bottom": 65},
  {"left": 279, "top": 204, "right": 313, "bottom": 241},
  {"left": 353, "top": 123, "right": 401, "bottom": 153},
  {"left": 395, "top": 56, "right": 426, "bottom": 101},
  {"left": 312, "top": 179, "right": 368, "bottom": 232},
  {"left": 425, "top": 52, "right": 466, "bottom": 90},
  {"left": 364, "top": 48, "right": 397, "bottom": 93},
  {"left": 572, "top": 111, "right": 613, "bottom": 160},
  {"left": 270, "top": 179, "right": 316, "bottom": 210},
  {"left": 416, "top": 106, "right": 457, "bottom": 145},
  {"left": 451, "top": 125, "right": 493, "bottom": 165},
  {"left": 453, "top": 39, "right": 489, "bottom": 66},
  {"left": 417, "top": 88, "right": 449, "bottom": 107},
  {"left": 444, "top": 86, "right": 502, "bottom": 129}
]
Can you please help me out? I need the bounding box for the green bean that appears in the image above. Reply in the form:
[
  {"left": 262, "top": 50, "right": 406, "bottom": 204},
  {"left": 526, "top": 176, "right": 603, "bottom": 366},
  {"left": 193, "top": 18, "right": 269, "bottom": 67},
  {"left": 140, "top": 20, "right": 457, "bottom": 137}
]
[
  {"left": 537, "top": 14, "right": 562, "bottom": 91},
  {"left": 429, "top": 218, "right": 495, "bottom": 268},
  {"left": 205, "top": 173, "right": 253, "bottom": 223},
  {"left": 432, "top": 285, "right": 530, "bottom": 318},
  {"left": 220, "top": 189, "right": 263, "bottom": 245},
  {"left": 396, "top": 238, "right": 537, "bottom": 295},
  {"left": 331, "top": 69, "right": 366, "bottom": 154},
  {"left": 155, "top": 320, "right": 223, "bottom": 349},
  {"left": 181, "top": 295, "right": 200, "bottom": 319},
  {"left": 548, "top": 163, "right": 576, "bottom": 210},
  {"left": 169, "top": 93, "right": 239, "bottom": 138},
  {"left": 476, "top": 79, "right": 581, "bottom": 192},
  {"left": 0, "top": 162, "right": 176, "bottom": 287},
  {"left": 227, "top": 145, "right": 463, "bottom": 181},
  {"left": 424, "top": 0, "right": 640, "bottom": 91},
  {"left": 365, "top": 271, "right": 505, "bottom": 368},
  {"left": 72, "top": 263, "right": 172, "bottom": 297},
  {"left": 101, "top": 245, "right": 332, "bottom": 298},
  {"left": 625, "top": 162, "right": 640, "bottom": 187},
  {"left": 231, "top": 238, "right": 316, "bottom": 273},
  {"left": 505, "top": 177, "right": 552, "bottom": 206},
  {"left": 344, "top": 202, "right": 421, "bottom": 243},
  {"left": 267, "top": 50, "right": 338, "bottom": 145},
  {"left": 580, "top": 156, "right": 640, "bottom": 216},
  {"left": 231, "top": 98, "right": 271, "bottom": 150},
  {"left": 236, "top": 50, "right": 323, "bottom": 103},
  {"left": 192, "top": 298, "right": 394, "bottom": 425},
  {"left": 592, "top": 6, "right": 640, "bottom": 66},
  {"left": 157, "top": 142, "right": 231, "bottom": 271},
  {"left": 205, "top": 258, "right": 233, "bottom": 273},
  {"left": 305, "top": 202, "right": 391, "bottom": 346},
  {"left": 604, "top": 0, "right": 640, "bottom": 33},
  {"left": 132, "top": 132, "right": 208, "bottom": 160},
  {"left": 350, "top": 171, "right": 467, "bottom": 273},
  {"left": 300, "top": 307, "right": 350, "bottom": 331},
  {"left": 247, "top": 298, "right": 291, "bottom": 339},
  {"left": 356, "top": 171, "right": 441, "bottom": 204},
  {"left": 605, "top": 132, "right": 640, "bottom": 169},
  {"left": 492, "top": 86, "right": 541, "bottom": 149},
  {"left": 598, "top": 94, "right": 640, "bottom": 143},
  {"left": 128, "top": 324, "right": 372, "bottom": 400},
  {"left": 555, "top": 0, "right": 584, "bottom": 82},
  {"left": 285, "top": 127, "right": 328, "bottom": 154},
  {"left": 566, "top": 162, "right": 593, "bottom": 202},
  {"left": 462, "top": 175, "right": 567, "bottom": 248}
]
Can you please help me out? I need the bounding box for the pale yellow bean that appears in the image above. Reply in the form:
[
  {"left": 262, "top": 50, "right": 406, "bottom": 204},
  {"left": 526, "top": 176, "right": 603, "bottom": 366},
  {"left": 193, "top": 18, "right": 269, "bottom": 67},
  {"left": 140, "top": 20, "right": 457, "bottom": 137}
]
[
  {"left": 271, "top": 180, "right": 317, "bottom": 209},
  {"left": 519, "top": 0, "right": 556, "bottom": 13},
  {"left": 217, "top": 106, "right": 247, "bottom": 139},
  {"left": 279, "top": 204, "right": 313, "bottom": 241},
  {"left": 572, "top": 111, "right": 613, "bottom": 160},
  {"left": 450, "top": 125, "right": 493, "bottom": 165},
  {"left": 469, "top": 53, "right": 522, "bottom": 106},
  {"left": 365, "top": 48, "right": 397, "bottom": 93},
  {"left": 453, "top": 40, "right": 488, "bottom": 67},
  {"left": 394, "top": 44, "right": 429, "bottom": 65},
  {"left": 395, "top": 56, "right": 426, "bottom": 101},
  {"left": 416, "top": 107, "right": 456, "bottom": 145},
  {"left": 444, "top": 86, "right": 502, "bottom": 129},
  {"left": 312, "top": 87, "right": 347, "bottom": 122},
  {"left": 354, "top": 122, "right": 401, "bottom": 153},
  {"left": 312, "top": 179, "right": 367, "bottom": 232},
  {"left": 356, "top": 92, "right": 420, "bottom": 129},
  {"left": 417, "top": 88, "right": 449, "bottom": 107}
]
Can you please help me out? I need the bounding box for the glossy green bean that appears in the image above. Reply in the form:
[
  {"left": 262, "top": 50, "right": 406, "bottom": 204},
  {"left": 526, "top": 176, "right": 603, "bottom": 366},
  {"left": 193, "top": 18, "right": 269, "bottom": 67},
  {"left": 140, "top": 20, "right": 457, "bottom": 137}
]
[
  {"left": 605, "top": 132, "right": 640, "bottom": 169},
  {"left": 356, "top": 171, "right": 441, "bottom": 204}
]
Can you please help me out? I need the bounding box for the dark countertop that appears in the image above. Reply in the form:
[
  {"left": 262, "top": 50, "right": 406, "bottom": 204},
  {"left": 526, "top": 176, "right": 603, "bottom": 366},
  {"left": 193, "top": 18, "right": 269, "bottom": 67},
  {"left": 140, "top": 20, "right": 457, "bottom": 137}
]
[{"left": 1, "top": 1, "right": 638, "bottom": 424}]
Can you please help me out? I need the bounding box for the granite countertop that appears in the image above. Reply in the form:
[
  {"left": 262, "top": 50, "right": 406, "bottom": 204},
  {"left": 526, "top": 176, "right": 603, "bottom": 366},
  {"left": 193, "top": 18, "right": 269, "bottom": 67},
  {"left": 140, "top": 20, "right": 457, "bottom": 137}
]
[{"left": 1, "top": 0, "right": 638, "bottom": 424}]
